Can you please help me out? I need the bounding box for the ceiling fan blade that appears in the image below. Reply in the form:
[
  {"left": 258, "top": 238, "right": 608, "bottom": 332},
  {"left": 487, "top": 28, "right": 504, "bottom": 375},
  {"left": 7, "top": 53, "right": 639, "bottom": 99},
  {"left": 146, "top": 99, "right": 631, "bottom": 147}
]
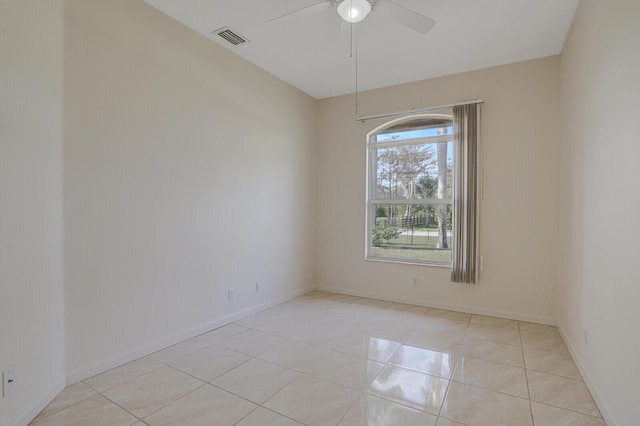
[
  {"left": 374, "top": 0, "right": 436, "bottom": 34},
  {"left": 267, "top": 1, "right": 335, "bottom": 23}
]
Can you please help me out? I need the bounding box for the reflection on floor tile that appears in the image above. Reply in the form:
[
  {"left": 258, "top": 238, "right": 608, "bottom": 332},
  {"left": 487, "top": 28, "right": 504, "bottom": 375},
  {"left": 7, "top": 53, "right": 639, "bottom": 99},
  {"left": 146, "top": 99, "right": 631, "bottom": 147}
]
[
  {"left": 402, "top": 326, "right": 466, "bottom": 354},
  {"left": 339, "top": 394, "right": 438, "bottom": 426},
  {"left": 33, "top": 292, "right": 605, "bottom": 426},
  {"left": 367, "top": 366, "right": 448, "bottom": 415},
  {"left": 389, "top": 345, "right": 457, "bottom": 379}
]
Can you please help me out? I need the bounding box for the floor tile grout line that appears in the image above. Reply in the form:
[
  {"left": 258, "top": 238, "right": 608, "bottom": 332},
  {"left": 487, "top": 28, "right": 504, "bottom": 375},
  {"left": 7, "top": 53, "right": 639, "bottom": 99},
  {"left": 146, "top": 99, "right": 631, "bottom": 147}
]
[
  {"left": 229, "top": 403, "right": 261, "bottom": 426},
  {"left": 115, "top": 357, "right": 260, "bottom": 419},
  {"left": 126, "top": 382, "right": 208, "bottom": 422},
  {"left": 242, "top": 406, "right": 308, "bottom": 426},
  {"left": 437, "top": 414, "right": 472, "bottom": 426},
  {"left": 528, "top": 397, "right": 604, "bottom": 419},
  {"left": 260, "top": 371, "right": 363, "bottom": 425},
  {"left": 360, "top": 389, "right": 445, "bottom": 420},
  {"left": 30, "top": 388, "right": 98, "bottom": 422},
  {"left": 208, "top": 356, "right": 301, "bottom": 405},
  {"left": 149, "top": 322, "right": 250, "bottom": 360},
  {"left": 435, "top": 377, "right": 453, "bottom": 419},
  {"left": 83, "top": 359, "right": 166, "bottom": 394},
  {"left": 518, "top": 320, "right": 536, "bottom": 426},
  {"left": 525, "top": 366, "right": 584, "bottom": 381},
  {"left": 334, "top": 391, "right": 365, "bottom": 426},
  {"left": 530, "top": 400, "right": 606, "bottom": 420},
  {"left": 448, "top": 379, "right": 532, "bottom": 402}
]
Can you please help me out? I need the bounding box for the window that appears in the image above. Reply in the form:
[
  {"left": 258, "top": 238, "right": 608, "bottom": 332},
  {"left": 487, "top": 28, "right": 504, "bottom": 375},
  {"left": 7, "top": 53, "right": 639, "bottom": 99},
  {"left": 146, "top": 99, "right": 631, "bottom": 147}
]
[{"left": 366, "top": 113, "right": 454, "bottom": 265}]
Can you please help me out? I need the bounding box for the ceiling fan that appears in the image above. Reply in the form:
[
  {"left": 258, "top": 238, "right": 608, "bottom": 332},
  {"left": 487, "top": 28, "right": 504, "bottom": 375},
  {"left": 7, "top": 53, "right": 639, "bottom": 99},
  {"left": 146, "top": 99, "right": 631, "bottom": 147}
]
[{"left": 268, "top": 0, "right": 435, "bottom": 34}]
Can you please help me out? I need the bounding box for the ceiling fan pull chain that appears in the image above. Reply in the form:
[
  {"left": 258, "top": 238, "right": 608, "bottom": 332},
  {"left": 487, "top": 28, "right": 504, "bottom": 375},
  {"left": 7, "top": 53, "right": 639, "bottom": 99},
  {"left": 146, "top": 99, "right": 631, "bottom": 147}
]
[{"left": 355, "top": 22, "right": 359, "bottom": 117}]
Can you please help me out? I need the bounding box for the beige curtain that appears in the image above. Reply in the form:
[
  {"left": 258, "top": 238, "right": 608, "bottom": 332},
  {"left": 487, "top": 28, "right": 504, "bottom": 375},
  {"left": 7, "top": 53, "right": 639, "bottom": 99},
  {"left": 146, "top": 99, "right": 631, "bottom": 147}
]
[{"left": 451, "top": 103, "right": 480, "bottom": 284}]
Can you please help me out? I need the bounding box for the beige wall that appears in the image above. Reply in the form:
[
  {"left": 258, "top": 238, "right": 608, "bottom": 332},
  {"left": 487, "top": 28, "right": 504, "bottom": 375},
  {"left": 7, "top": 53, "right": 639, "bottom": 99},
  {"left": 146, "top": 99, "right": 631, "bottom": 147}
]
[
  {"left": 0, "top": 1, "right": 65, "bottom": 425},
  {"left": 317, "top": 56, "right": 561, "bottom": 322},
  {"left": 64, "top": 0, "right": 317, "bottom": 383},
  {"left": 559, "top": 1, "right": 640, "bottom": 424}
]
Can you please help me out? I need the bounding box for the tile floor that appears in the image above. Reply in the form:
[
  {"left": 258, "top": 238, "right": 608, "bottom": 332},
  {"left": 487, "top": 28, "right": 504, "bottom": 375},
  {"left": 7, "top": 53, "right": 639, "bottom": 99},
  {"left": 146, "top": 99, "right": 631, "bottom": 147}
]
[{"left": 31, "top": 291, "right": 606, "bottom": 426}]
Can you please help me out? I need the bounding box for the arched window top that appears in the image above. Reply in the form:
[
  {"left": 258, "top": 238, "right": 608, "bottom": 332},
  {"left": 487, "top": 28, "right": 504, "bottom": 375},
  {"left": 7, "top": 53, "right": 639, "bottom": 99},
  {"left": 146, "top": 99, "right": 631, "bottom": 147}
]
[{"left": 369, "top": 113, "right": 453, "bottom": 143}]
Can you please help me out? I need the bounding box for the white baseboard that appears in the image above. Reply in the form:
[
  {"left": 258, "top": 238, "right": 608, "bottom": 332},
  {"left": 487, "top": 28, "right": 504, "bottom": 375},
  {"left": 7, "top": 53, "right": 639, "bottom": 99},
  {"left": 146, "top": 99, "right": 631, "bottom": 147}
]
[
  {"left": 315, "top": 285, "right": 557, "bottom": 325},
  {"left": 66, "top": 286, "right": 314, "bottom": 385},
  {"left": 9, "top": 379, "right": 65, "bottom": 426},
  {"left": 556, "top": 322, "right": 616, "bottom": 426}
]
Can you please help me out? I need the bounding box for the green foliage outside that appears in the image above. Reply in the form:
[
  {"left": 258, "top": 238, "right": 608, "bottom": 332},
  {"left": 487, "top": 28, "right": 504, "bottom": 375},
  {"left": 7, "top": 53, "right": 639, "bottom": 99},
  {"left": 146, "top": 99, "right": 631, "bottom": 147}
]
[
  {"left": 371, "top": 246, "right": 452, "bottom": 262},
  {"left": 371, "top": 225, "right": 401, "bottom": 247},
  {"left": 375, "top": 204, "right": 453, "bottom": 229}
]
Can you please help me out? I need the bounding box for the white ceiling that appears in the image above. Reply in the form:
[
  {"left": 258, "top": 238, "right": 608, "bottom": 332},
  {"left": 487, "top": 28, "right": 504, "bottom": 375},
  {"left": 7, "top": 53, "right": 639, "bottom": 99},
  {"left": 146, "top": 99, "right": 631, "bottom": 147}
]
[{"left": 144, "top": 0, "right": 579, "bottom": 99}]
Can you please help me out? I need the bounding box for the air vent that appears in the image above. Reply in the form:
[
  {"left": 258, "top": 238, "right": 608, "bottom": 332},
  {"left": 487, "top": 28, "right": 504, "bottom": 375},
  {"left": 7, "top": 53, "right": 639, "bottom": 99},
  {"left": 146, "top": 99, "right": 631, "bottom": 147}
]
[{"left": 213, "top": 27, "right": 249, "bottom": 46}]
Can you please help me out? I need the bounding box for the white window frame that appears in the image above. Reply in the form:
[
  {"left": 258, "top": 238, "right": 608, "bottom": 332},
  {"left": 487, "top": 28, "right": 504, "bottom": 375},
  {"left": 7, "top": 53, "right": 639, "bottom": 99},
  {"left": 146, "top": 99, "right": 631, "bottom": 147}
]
[{"left": 365, "top": 113, "right": 454, "bottom": 267}]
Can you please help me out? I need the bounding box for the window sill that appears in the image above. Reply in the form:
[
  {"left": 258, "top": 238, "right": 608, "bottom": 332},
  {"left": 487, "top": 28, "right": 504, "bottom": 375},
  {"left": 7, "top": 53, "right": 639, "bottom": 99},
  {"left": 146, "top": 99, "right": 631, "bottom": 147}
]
[{"left": 365, "top": 256, "right": 451, "bottom": 268}]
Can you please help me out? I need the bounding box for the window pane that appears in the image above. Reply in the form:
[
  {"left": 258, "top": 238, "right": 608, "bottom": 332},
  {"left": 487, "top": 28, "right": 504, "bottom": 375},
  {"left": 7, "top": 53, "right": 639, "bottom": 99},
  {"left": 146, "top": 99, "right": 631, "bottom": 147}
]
[
  {"left": 372, "top": 142, "right": 452, "bottom": 200},
  {"left": 373, "top": 118, "right": 453, "bottom": 143},
  {"left": 371, "top": 204, "right": 452, "bottom": 263}
]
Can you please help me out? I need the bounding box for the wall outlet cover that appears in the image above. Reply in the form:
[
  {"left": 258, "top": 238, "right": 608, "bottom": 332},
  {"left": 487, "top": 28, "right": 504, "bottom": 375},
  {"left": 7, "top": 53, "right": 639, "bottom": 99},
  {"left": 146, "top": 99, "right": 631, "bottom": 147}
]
[{"left": 3, "top": 367, "right": 15, "bottom": 397}]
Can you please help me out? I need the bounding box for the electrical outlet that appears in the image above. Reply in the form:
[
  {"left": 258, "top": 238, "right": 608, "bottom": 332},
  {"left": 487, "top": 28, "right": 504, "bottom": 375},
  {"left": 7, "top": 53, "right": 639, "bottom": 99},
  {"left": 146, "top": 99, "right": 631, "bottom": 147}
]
[
  {"left": 3, "top": 367, "right": 15, "bottom": 397},
  {"left": 255, "top": 282, "right": 261, "bottom": 293},
  {"left": 228, "top": 288, "right": 235, "bottom": 302},
  {"left": 412, "top": 278, "right": 419, "bottom": 287}
]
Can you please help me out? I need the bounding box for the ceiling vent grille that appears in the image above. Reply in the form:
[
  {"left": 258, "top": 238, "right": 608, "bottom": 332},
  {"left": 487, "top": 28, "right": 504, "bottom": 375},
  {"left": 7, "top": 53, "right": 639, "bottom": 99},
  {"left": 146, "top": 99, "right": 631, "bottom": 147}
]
[{"left": 213, "top": 27, "right": 249, "bottom": 46}]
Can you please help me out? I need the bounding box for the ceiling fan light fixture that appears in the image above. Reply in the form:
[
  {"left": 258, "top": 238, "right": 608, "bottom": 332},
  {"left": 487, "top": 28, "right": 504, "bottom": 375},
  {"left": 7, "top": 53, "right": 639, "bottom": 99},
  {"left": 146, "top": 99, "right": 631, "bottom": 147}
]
[{"left": 337, "top": 0, "right": 371, "bottom": 24}]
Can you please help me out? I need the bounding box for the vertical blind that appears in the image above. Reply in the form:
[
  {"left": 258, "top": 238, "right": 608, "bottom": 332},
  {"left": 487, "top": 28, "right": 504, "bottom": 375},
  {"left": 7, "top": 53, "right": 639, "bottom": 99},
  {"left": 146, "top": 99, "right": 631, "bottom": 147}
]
[{"left": 451, "top": 103, "right": 481, "bottom": 284}]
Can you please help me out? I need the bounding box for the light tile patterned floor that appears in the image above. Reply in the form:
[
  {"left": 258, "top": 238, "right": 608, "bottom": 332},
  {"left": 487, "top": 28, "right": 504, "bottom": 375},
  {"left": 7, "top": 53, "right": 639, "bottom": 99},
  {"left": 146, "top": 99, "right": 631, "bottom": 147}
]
[{"left": 31, "top": 291, "right": 606, "bottom": 426}]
